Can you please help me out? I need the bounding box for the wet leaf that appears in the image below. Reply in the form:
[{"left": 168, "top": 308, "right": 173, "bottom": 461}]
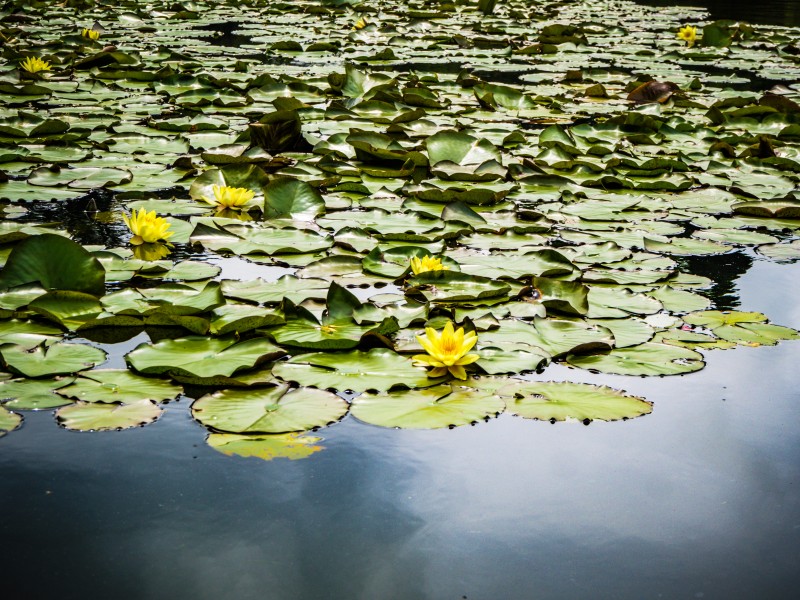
[
  {"left": 206, "top": 432, "right": 324, "bottom": 461},
  {"left": 351, "top": 384, "right": 504, "bottom": 429},
  {"left": 56, "top": 399, "right": 162, "bottom": 432},
  {"left": 192, "top": 383, "right": 347, "bottom": 433},
  {"left": 498, "top": 380, "right": 652, "bottom": 422}
]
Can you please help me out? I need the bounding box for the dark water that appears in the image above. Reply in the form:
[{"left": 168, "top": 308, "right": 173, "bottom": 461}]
[
  {"left": 2, "top": 254, "right": 800, "bottom": 600},
  {"left": 638, "top": 0, "right": 800, "bottom": 27}
]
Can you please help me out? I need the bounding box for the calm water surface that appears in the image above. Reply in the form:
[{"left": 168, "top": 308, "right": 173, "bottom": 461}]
[{"left": 2, "top": 253, "right": 799, "bottom": 599}]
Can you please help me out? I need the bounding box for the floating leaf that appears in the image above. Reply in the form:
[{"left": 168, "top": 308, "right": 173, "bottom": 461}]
[
  {"left": 498, "top": 380, "right": 652, "bottom": 422},
  {"left": 1, "top": 342, "right": 107, "bottom": 378},
  {"left": 567, "top": 343, "right": 705, "bottom": 376},
  {"left": 273, "top": 348, "right": 441, "bottom": 392},
  {"left": 207, "top": 432, "right": 324, "bottom": 461},
  {"left": 0, "top": 234, "right": 105, "bottom": 296},
  {"left": 192, "top": 383, "right": 347, "bottom": 433},
  {"left": 56, "top": 399, "right": 162, "bottom": 432},
  {"left": 56, "top": 370, "right": 182, "bottom": 404},
  {"left": 0, "top": 377, "right": 75, "bottom": 410},
  {"left": 351, "top": 384, "right": 504, "bottom": 429},
  {"left": 263, "top": 177, "right": 325, "bottom": 219},
  {"left": 126, "top": 336, "right": 285, "bottom": 384},
  {"left": 0, "top": 405, "right": 23, "bottom": 436}
]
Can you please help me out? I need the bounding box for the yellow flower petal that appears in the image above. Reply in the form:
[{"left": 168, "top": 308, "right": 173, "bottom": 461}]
[
  {"left": 123, "top": 208, "right": 173, "bottom": 244},
  {"left": 21, "top": 56, "right": 51, "bottom": 74},
  {"left": 454, "top": 353, "right": 480, "bottom": 366},
  {"left": 448, "top": 365, "right": 467, "bottom": 380},
  {"left": 415, "top": 321, "right": 480, "bottom": 379},
  {"left": 410, "top": 255, "right": 449, "bottom": 275}
]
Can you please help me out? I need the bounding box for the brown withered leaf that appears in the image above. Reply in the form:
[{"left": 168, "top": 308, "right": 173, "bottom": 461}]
[{"left": 627, "top": 81, "right": 680, "bottom": 105}]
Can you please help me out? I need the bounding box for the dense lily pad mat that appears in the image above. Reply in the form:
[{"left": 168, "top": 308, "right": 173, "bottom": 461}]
[{"left": 1, "top": 0, "right": 800, "bottom": 458}]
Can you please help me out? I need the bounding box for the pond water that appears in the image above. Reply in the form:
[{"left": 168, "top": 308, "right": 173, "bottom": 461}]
[
  {"left": 3, "top": 0, "right": 800, "bottom": 598},
  {"left": 3, "top": 255, "right": 800, "bottom": 599}
]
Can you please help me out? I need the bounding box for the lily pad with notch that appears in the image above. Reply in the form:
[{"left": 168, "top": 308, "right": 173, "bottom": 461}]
[
  {"left": 192, "top": 383, "right": 347, "bottom": 434},
  {"left": 350, "top": 384, "right": 505, "bottom": 429}
]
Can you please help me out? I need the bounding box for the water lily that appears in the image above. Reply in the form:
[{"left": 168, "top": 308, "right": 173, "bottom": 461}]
[
  {"left": 413, "top": 321, "right": 480, "bottom": 380},
  {"left": 132, "top": 242, "right": 171, "bottom": 261},
  {"left": 352, "top": 16, "right": 368, "bottom": 30},
  {"left": 677, "top": 25, "right": 697, "bottom": 47},
  {"left": 20, "top": 56, "right": 51, "bottom": 74},
  {"left": 81, "top": 28, "right": 100, "bottom": 40},
  {"left": 122, "top": 208, "right": 173, "bottom": 245},
  {"left": 410, "top": 255, "right": 449, "bottom": 275},
  {"left": 203, "top": 184, "right": 255, "bottom": 210}
]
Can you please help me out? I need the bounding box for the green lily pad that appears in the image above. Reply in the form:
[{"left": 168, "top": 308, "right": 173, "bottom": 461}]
[
  {"left": 206, "top": 432, "right": 324, "bottom": 461},
  {"left": 273, "top": 348, "right": 442, "bottom": 392},
  {"left": 126, "top": 336, "right": 285, "bottom": 384},
  {"left": 0, "top": 342, "right": 107, "bottom": 378},
  {"left": 192, "top": 383, "right": 347, "bottom": 433},
  {"left": 222, "top": 276, "right": 330, "bottom": 305},
  {"left": 757, "top": 240, "right": 800, "bottom": 261},
  {"left": 498, "top": 381, "right": 653, "bottom": 422},
  {"left": 0, "top": 319, "right": 63, "bottom": 348},
  {"left": 0, "top": 377, "right": 75, "bottom": 410},
  {"left": 350, "top": 384, "right": 505, "bottom": 429},
  {"left": 28, "top": 290, "right": 104, "bottom": 330},
  {"left": 210, "top": 304, "right": 285, "bottom": 335},
  {"left": 683, "top": 310, "right": 767, "bottom": 329},
  {"left": 406, "top": 270, "right": 510, "bottom": 303},
  {"left": 0, "top": 234, "right": 105, "bottom": 296},
  {"left": 263, "top": 177, "right": 325, "bottom": 219},
  {"left": 56, "top": 370, "right": 182, "bottom": 404},
  {"left": 0, "top": 405, "right": 23, "bottom": 436},
  {"left": 56, "top": 399, "right": 162, "bottom": 432},
  {"left": 567, "top": 343, "right": 705, "bottom": 376}
]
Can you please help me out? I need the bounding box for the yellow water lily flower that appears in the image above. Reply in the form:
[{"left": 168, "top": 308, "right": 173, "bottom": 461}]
[
  {"left": 203, "top": 184, "right": 255, "bottom": 210},
  {"left": 410, "top": 255, "right": 449, "bottom": 275},
  {"left": 413, "top": 321, "right": 480, "bottom": 380},
  {"left": 20, "top": 56, "right": 51, "bottom": 74},
  {"left": 132, "top": 242, "right": 171, "bottom": 261},
  {"left": 677, "top": 25, "right": 697, "bottom": 47},
  {"left": 352, "top": 16, "right": 368, "bottom": 30},
  {"left": 81, "top": 28, "right": 100, "bottom": 40},
  {"left": 122, "top": 208, "right": 173, "bottom": 245}
]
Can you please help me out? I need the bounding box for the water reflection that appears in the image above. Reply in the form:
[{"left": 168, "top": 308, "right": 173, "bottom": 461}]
[{"left": 679, "top": 250, "right": 753, "bottom": 310}]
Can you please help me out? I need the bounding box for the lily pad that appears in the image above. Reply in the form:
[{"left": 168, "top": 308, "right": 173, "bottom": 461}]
[
  {"left": 56, "top": 399, "right": 162, "bottom": 432},
  {"left": 567, "top": 343, "right": 705, "bottom": 376},
  {"left": 0, "top": 405, "right": 23, "bottom": 436},
  {"left": 206, "top": 432, "right": 324, "bottom": 461},
  {"left": 0, "top": 377, "right": 75, "bottom": 410},
  {"left": 192, "top": 383, "right": 347, "bottom": 433},
  {"left": 498, "top": 381, "right": 653, "bottom": 422},
  {"left": 0, "top": 342, "right": 107, "bottom": 378},
  {"left": 263, "top": 177, "right": 325, "bottom": 219},
  {"left": 126, "top": 336, "right": 285, "bottom": 384},
  {"left": 350, "top": 384, "right": 505, "bottom": 429},
  {"left": 56, "top": 370, "right": 182, "bottom": 404},
  {"left": 0, "top": 234, "right": 105, "bottom": 296},
  {"left": 273, "top": 348, "right": 442, "bottom": 392}
]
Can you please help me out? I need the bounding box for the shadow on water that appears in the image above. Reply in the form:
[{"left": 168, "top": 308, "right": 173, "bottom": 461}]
[
  {"left": 678, "top": 251, "right": 753, "bottom": 310},
  {"left": 636, "top": 0, "right": 800, "bottom": 27}
]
